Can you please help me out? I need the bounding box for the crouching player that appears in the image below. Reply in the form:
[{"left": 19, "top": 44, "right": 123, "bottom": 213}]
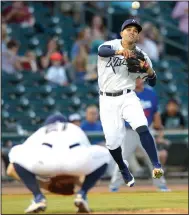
[{"left": 7, "top": 114, "right": 110, "bottom": 213}]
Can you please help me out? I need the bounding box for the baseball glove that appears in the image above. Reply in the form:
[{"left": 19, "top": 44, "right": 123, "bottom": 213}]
[
  {"left": 38, "top": 175, "right": 81, "bottom": 195},
  {"left": 126, "top": 49, "right": 149, "bottom": 74}
]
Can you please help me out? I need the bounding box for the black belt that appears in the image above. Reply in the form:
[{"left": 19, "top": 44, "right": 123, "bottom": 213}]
[
  {"left": 42, "top": 143, "right": 52, "bottom": 148},
  {"left": 69, "top": 143, "right": 80, "bottom": 149},
  {"left": 42, "top": 143, "right": 80, "bottom": 149},
  {"left": 100, "top": 89, "right": 131, "bottom": 97}
]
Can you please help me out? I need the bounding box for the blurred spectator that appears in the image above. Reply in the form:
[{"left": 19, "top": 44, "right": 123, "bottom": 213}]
[
  {"left": 71, "top": 26, "right": 91, "bottom": 60},
  {"left": 60, "top": 2, "right": 82, "bottom": 16},
  {"left": 90, "top": 15, "right": 107, "bottom": 41},
  {"left": 68, "top": 113, "right": 82, "bottom": 127},
  {"left": 38, "top": 37, "right": 68, "bottom": 72},
  {"left": 161, "top": 99, "right": 186, "bottom": 129},
  {"left": 81, "top": 105, "right": 104, "bottom": 145},
  {"left": 45, "top": 52, "right": 69, "bottom": 87},
  {"left": 1, "top": 141, "right": 6, "bottom": 177},
  {"left": 142, "top": 22, "right": 164, "bottom": 56},
  {"left": 172, "top": 2, "right": 188, "bottom": 35},
  {"left": 137, "top": 31, "right": 159, "bottom": 62},
  {"left": 111, "top": 1, "right": 132, "bottom": 10},
  {"left": 2, "top": 1, "right": 35, "bottom": 27},
  {"left": 155, "top": 131, "right": 170, "bottom": 167},
  {"left": 37, "top": 55, "right": 49, "bottom": 72},
  {"left": 2, "top": 23, "right": 8, "bottom": 52},
  {"left": 71, "top": 46, "right": 88, "bottom": 83},
  {"left": 140, "top": 1, "right": 158, "bottom": 9},
  {"left": 85, "top": 39, "right": 104, "bottom": 82},
  {"left": 60, "top": 2, "right": 83, "bottom": 28},
  {"left": 21, "top": 50, "right": 38, "bottom": 73},
  {"left": 2, "top": 39, "right": 23, "bottom": 74},
  {"left": 1, "top": 140, "right": 13, "bottom": 169},
  {"left": 84, "top": 2, "right": 108, "bottom": 24},
  {"left": 4, "top": 117, "right": 26, "bottom": 135},
  {"left": 2, "top": 156, "right": 6, "bottom": 177},
  {"left": 2, "top": 39, "right": 35, "bottom": 74},
  {"left": 40, "top": 37, "right": 64, "bottom": 69},
  {"left": 42, "top": 1, "right": 56, "bottom": 15}
]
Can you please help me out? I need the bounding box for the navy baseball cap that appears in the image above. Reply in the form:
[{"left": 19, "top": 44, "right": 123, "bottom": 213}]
[
  {"left": 44, "top": 113, "right": 67, "bottom": 125},
  {"left": 121, "top": 19, "right": 142, "bottom": 33}
]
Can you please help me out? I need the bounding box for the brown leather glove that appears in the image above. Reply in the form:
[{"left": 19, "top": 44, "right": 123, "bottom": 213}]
[
  {"left": 38, "top": 175, "right": 80, "bottom": 195},
  {"left": 127, "top": 49, "right": 149, "bottom": 74}
]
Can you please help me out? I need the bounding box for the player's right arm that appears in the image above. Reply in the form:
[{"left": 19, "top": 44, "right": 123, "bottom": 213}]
[{"left": 98, "top": 41, "right": 132, "bottom": 58}]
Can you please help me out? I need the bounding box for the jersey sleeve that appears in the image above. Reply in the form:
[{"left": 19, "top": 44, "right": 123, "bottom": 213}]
[{"left": 98, "top": 40, "right": 114, "bottom": 51}]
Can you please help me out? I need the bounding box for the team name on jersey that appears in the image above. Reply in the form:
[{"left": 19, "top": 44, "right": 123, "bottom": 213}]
[{"left": 106, "top": 57, "right": 127, "bottom": 73}]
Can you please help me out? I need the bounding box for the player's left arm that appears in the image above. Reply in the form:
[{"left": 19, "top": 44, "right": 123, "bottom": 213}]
[{"left": 141, "top": 55, "right": 157, "bottom": 87}]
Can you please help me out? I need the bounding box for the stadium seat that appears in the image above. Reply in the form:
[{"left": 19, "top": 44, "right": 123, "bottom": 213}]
[
  {"left": 31, "top": 96, "right": 55, "bottom": 110},
  {"left": 76, "top": 83, "right": 99, "bottom": 99},
  {"left": 6, "top": 97, "right": 30, "bottom": 111},
  {"left": 2, "top": 109, "right": 10, "bottom": 121},
  {"left": 2, "top": 72, "right": 23, "bottom": 86},
  {"left": 48, "top": 16, "right": 60, "bottom": 27},
  {"left": 176, "top": 85, "right": 188, "bottom": 97},
  {"left": 2, "top": 84, "right": 26, "bottom": 101},
  {"left": 55, "top": 96, "right": 81, "bottom": 112},
  {"left": 25, "top": 85, "right": 52, "bottom": 98},
  {"left": 80, "top": 97, "right": 99, "bottom": 109},
  {"left": 22, "top": 72, "right": 47, "bottom": 86},
  {"left": 161, "top": 71, "right": 173, "bottom": 83},
  {"left": 21, "top": 26, "right": 36, "bottom": 39},
  {"left": 51, "top": 85, "right": 77, "bottom": 99},
  {"left": 172, "top": 70, "right": 188, "bottom": 82}
]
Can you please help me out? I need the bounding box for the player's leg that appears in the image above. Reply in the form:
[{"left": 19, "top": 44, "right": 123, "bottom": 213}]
[
  {"left": 99, "top": 95, "right": 135, "bottom": 187},
  {"left": 7, "top": 163, "right": 21, "bottom": 180},
  {"left": 8, "top": 145, "right": 47, "bottom": 213},
  {"left": 139, "top": 145, "right": 170, "bottom": 191},
  {"left": 74, "top": 145, "right": 110, "bottom": 213},
  {"left": 110, "top": 128, "right": 139, "bottom": 191},
  {"left": 122, "top": 94, "right": 163, "bottom": 179}
]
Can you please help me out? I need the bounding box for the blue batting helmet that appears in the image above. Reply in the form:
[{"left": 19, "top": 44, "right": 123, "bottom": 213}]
[{"left": 44, "top": 113, "right": 67, "bottom": 125}]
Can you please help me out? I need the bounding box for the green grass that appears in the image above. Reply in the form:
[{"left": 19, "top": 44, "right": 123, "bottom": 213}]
[{"left": 2, "top": 191, "right": 188, "bottom": 214}]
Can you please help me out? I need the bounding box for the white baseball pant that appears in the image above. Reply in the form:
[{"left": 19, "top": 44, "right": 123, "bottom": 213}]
[
  {"left": 9, "top": 143, "right": 110, "bottom": 177},
  {"left": 99, "top": 91, "right": 148, "bottom": 150}
]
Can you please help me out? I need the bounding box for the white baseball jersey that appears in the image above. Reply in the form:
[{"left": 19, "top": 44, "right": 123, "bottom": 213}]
[
  {"left": 98, "top": 39, "right": 153, "bottom": 92},
  {"left": 9, "top": 122, "right": 110, "bottom": 177}
]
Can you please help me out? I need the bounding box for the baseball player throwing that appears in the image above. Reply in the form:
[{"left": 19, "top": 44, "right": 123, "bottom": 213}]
[
  {"left": 110, "top": 78, "right": 170, "bottom": 192},
  {"left": 7, "top": 114, "right": 110, "bottom": 213},
  {"left": 97, "top": 19, "right": 163, "bottom": 187}
]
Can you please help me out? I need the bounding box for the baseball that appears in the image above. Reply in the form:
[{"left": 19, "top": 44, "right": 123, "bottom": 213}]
[{"left": 132, "top": 1, "right": 140, "bottom": 9}]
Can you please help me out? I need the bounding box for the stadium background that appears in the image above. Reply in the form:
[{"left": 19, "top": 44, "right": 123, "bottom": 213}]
[{"left": 1, "top": 1, "right": 188, "bottom": 214}]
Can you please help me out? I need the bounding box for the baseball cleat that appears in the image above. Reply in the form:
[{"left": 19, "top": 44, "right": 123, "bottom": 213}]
[
  {"left": 120, "top": 160, "right": 135, "bottom": 187},
  {"left": 109, "top": 167, "right": 124, "bottom": 192},
  {"left": 109, "top": 187, "right": 119, "bottom": 192},
  {"left": 152, "top": 168, "right": 164, "bottom": 179},
  {"left": 157, "top": 185, "right": 171, "bottom": 192},
  {"left": 25, "top": 198, "right": 47, "bottom": 213},
  {"left": 74, "top": 194, "right": 91, "bottom": 213}
]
